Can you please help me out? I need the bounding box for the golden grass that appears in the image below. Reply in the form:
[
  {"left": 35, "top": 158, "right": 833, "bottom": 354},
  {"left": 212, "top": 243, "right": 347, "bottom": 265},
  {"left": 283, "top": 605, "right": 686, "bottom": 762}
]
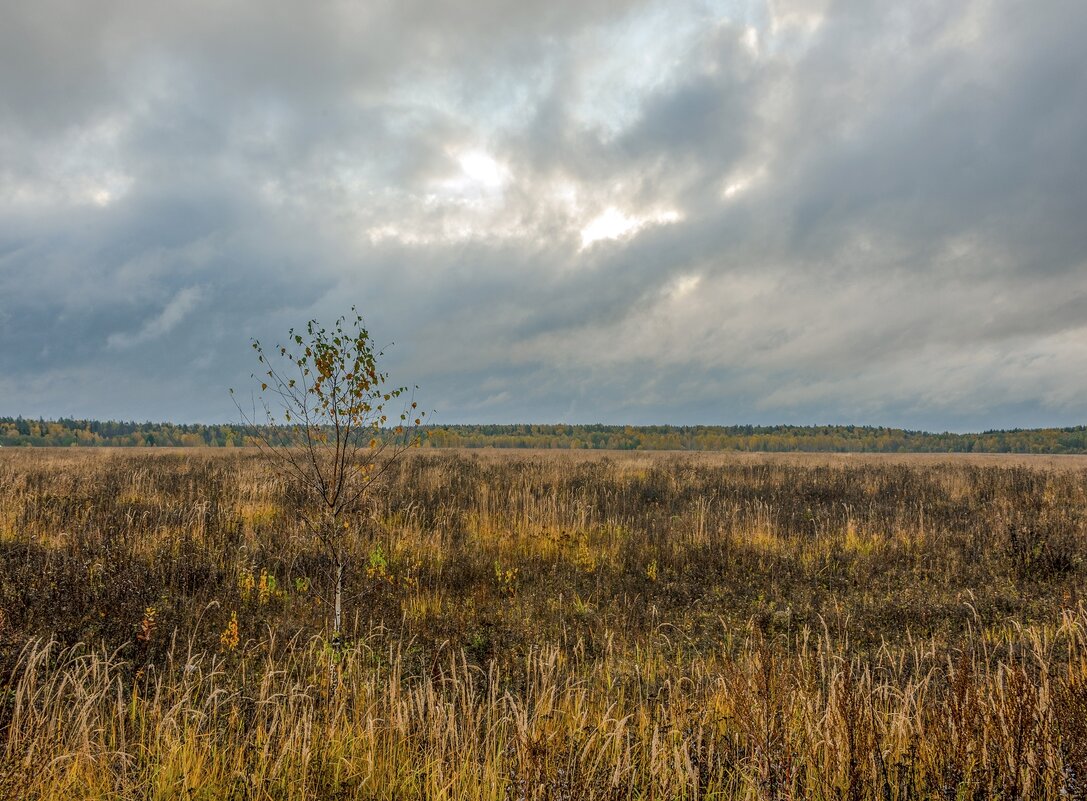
[{"left": 1, "top": 448, "right": 1086, "bottom": 799}]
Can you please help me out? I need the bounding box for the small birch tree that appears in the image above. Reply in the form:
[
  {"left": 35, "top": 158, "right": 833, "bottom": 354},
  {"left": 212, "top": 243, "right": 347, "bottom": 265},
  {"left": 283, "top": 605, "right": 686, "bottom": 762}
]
[{"left": 233, "top": 308, "right": 423, "bottom": 648}]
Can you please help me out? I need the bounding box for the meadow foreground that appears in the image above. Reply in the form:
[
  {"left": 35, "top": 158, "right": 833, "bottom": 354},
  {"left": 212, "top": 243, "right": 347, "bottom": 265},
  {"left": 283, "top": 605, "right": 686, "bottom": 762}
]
[{"left": 1, "top": 449, "right": 1086, "bottom": 799}]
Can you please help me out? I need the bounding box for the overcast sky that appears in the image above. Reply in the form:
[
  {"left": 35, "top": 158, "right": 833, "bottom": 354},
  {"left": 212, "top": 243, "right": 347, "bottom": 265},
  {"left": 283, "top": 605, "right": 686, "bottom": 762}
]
[{"left": 2, "top": 0, "right": 1085, "bottom": 431}]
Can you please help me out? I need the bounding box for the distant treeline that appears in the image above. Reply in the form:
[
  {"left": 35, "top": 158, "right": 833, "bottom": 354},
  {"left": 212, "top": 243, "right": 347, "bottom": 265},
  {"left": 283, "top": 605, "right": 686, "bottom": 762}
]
[
  {"left": 0, "top": 418, "right": 283, "bottom": 448},
  {"left": 2, "top": 417, "right": 1087, "bottom": 453},
  {"left": 422, "top": 424, "right": 1087, "bottom": 453}
]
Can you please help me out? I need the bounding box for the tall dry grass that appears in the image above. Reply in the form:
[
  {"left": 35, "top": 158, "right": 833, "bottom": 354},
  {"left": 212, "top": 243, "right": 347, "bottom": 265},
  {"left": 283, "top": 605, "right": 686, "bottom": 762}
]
[{"left": 1, "top": 449, "right": 1086, "bottom": 798}]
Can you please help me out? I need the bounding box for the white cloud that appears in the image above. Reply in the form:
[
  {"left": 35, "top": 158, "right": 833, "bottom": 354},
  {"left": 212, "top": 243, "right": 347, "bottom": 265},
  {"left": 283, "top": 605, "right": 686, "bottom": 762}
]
[
  {"left": 722, "top": 163, "right": 767, "bottom": 199},
  {"left": 579, "top": 206, "right": 681, "bottom": 248},
  {"left": 666, "top": 273, "right": 702, "bottom": 301},
  {"left": 742, "top": 26, "right": 760, "bottom": 56},
  {"left": 107, "top": 287, "right": 203, "bottom": 350},
  {"left": 767, "top": 0, "right": 827, "bottom": 37}
]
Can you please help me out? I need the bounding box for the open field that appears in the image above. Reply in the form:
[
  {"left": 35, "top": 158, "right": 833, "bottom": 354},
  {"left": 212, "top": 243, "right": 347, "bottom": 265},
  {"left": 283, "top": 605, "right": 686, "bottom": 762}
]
[{"left": 1, "top": 448, "right": 1086, "bottom": 799}]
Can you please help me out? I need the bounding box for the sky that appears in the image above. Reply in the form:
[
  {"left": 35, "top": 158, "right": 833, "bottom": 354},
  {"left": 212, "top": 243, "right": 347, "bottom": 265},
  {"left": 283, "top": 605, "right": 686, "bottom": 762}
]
[{"left": 1, "top": 0, "right": 1085, "bottom": 431}]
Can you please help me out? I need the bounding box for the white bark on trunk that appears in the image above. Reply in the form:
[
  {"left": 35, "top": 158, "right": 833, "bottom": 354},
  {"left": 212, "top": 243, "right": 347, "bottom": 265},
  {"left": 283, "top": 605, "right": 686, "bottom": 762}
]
[{"left": 333, "top": 560, "right": 343, "bottom": 639}]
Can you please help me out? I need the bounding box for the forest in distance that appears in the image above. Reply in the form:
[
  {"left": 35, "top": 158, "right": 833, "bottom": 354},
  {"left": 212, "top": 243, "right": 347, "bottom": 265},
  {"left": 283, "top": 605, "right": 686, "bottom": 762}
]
[{"left": 3, "top": 416, "right": 1087, "bottom": 453}]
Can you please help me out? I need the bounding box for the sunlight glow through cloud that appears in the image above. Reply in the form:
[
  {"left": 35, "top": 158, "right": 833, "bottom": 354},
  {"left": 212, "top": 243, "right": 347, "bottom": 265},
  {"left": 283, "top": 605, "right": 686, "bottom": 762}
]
[
  {"left": 455, "top": 151, "right": 507, "bottom": 189},
  {"left": 580, "top": 207, "right": 682, "bottom": 249}
]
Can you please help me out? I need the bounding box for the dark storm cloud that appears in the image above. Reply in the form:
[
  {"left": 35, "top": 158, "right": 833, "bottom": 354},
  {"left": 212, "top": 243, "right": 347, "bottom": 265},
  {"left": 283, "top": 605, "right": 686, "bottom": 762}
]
[{"left": 1, "top": 0, "right": 1085, "bottom": 428}]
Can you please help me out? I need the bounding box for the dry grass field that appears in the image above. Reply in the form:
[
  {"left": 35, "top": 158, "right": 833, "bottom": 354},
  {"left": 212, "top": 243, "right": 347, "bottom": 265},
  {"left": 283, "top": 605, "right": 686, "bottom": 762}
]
[{"left": 1, "top": 448, "right": 1086, "bottom": 799}]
